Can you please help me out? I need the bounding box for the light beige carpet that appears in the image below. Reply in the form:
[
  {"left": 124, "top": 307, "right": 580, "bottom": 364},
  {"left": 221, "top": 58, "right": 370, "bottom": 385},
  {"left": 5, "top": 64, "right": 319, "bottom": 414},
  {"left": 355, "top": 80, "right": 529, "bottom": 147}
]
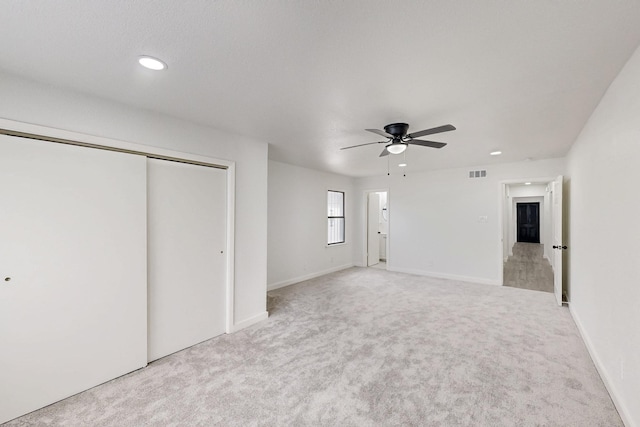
[
  {"left": 5, "top": 268, "right": 620, "bottom": 426},
  {"left": 504, "top": 242, "right": 555, "bottom": 293}
]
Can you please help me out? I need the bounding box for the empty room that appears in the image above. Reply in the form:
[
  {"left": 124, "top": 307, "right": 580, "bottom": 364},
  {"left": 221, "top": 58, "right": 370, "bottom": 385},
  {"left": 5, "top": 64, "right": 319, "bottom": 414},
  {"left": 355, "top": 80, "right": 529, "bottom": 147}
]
[{"left": 1, "top": 1, "right": 639, "bottom": 426}]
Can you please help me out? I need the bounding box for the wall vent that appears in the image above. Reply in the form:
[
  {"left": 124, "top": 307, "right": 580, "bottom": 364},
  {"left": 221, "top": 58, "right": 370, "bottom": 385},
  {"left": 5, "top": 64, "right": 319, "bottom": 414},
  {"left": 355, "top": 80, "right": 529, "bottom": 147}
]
[{"left": 469, "top": 170, "right": 487, "bottom": 178}]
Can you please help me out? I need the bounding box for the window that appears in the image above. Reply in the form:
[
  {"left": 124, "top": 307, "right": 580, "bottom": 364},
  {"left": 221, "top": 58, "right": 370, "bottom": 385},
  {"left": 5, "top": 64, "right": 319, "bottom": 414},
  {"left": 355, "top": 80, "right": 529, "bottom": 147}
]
[{"left": 327, "top": 190, "right": 345, "bottom": 245}]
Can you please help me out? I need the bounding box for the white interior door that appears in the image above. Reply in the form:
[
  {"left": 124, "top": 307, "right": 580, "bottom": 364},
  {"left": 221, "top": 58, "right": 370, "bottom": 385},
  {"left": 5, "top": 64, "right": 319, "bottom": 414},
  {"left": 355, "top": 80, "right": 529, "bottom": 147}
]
[
  {"left": 367, "top": 193, "right": 380, "bottom": 266},
  {"left": 147, "top": 158, "right": 227, "bottom": 362},
  {"left": 552, "top": 175, "right": 564, "bottom": 306},
  {"left": 0, "top": 135, "right": 147, "bottom": 424}
]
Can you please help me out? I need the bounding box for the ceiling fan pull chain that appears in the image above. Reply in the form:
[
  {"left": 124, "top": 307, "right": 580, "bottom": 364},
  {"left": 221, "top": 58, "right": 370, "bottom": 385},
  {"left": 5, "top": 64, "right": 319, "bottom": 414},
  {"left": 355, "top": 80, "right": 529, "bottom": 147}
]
[{"left": 387, "top": 154, "right": 390, "bottom": 176}]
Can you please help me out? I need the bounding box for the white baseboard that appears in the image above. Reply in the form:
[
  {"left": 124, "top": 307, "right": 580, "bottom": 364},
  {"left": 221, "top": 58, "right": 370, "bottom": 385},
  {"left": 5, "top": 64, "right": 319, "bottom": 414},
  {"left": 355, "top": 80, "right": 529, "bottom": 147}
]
[
  {"left": 231, "top": 311, "right": 269, "bottom": 333},
  {"left": 268, "top": 263, "right": 354, "bottom": 291},
  {"left": 570, "top": 306, "right": 635, "bottom": 427},
  {"left": 387, "top": 266, "right": 501, "bottom": 286}
]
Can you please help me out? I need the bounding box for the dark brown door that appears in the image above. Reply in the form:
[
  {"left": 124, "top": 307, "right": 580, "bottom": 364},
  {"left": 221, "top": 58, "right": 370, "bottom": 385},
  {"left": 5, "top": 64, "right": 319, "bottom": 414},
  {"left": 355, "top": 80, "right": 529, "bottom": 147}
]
[{"left": 517, "top": 202, "right": 540, "bottom": 243}]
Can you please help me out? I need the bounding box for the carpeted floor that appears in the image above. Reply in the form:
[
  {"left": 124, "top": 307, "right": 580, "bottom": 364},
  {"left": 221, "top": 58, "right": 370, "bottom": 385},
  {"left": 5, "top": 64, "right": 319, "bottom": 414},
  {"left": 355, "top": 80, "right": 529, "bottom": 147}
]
[
  {"left": 5, "top": 268, "right": 620, "bottom": 426},
  {"left": 503, "top": 243, "right": 554, "bottom": 293}
]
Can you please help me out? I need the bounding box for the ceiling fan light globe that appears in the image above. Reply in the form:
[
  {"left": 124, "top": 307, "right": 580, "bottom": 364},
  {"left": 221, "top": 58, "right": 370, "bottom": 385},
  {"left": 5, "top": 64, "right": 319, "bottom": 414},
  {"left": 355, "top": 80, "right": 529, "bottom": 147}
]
[{"left": 386, "top": 144, "right": 407, "bottom": 155}]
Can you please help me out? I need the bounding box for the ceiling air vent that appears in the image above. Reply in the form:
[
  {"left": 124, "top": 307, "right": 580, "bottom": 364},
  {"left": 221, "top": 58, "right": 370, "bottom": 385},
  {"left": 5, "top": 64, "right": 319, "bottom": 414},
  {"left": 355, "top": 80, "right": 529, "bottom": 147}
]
[{"left": 469, "top": 170, "right": 487, "bottom": 178}]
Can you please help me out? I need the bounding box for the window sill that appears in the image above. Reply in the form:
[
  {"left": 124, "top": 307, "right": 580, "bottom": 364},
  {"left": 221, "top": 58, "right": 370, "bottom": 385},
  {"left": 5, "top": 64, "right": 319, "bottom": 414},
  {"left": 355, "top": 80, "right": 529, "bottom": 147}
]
[{"left": 326, "top": 242, "right": 347, "bottom": 248}]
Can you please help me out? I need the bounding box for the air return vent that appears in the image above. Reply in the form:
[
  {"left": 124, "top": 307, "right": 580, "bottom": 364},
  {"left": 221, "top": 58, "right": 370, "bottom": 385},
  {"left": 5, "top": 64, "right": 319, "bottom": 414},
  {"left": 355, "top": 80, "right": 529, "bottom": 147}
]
[{"left": 469, "top": 170, "right": 487, "bottom": 178}]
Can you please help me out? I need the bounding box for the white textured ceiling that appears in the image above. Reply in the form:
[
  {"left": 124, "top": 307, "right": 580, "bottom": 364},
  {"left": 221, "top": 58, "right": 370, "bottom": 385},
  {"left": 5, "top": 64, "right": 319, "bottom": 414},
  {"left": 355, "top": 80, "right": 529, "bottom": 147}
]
[{"left": 1, "top": 1, "right": 640, "bottom": 177}]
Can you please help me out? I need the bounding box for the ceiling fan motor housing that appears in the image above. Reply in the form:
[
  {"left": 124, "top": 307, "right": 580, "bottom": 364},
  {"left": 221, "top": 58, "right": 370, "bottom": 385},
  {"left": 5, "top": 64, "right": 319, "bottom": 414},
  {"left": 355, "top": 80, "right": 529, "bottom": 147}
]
[{"left": 384, "top": 123, "right": 409, "bottom": 138}]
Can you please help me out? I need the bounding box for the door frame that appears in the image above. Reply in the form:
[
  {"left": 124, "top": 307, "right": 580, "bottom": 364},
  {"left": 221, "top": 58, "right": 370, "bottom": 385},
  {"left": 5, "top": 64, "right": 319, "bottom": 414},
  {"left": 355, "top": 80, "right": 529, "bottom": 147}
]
[
  {"left": 498, "top": 177, "right": 557, "bottom": 286},
  {"left": 367, "top": 192, "right": 381, "bottom": 266},
  {"left": 0, "top": 118, "right": 237, "bottom": 334},
  {"left": 511, "top": 197, "right": 545, "bottom": 250},
  {"left": 362, "top": 188, "right": 389, "bottom": 269}
]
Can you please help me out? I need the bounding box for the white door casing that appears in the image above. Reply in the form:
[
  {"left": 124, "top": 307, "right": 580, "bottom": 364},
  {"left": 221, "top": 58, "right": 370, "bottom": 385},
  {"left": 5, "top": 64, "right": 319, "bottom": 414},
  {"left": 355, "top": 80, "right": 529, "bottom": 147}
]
[
  {"left": 147, "top": 158, "right": 227, "bottom": 362},
  {"left": 367, "top": 193, "right": 380, "bottom": 266},
  {"left": 0, "top": 135, "right": 147, "bottom": 424}
]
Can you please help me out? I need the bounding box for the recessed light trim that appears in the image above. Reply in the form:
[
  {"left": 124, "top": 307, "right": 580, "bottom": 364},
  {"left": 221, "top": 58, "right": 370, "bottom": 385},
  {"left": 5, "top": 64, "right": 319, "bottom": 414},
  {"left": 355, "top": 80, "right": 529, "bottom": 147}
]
[
  {"left": 398, "top": 163, "right": 407, "bottom": 167},
  {"left": 524, "top": 182, "right": 532, "bottom": 185},
  {"left": 490, "top": 150, "right": 502, "bottom": 156},
  {"left": 138, "top": 56, "right": 167, "bottom": 71}
]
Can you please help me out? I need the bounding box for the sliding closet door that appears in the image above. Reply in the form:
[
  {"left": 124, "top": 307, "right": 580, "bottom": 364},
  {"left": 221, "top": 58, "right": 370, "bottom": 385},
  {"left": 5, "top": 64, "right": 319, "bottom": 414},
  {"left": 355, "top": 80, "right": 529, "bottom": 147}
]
[
  {"left": 147, "top": 158, "right": 227, "bottom": 362},
  {"left": 0, "top": 135, "right": 147, "bottom": 424}
]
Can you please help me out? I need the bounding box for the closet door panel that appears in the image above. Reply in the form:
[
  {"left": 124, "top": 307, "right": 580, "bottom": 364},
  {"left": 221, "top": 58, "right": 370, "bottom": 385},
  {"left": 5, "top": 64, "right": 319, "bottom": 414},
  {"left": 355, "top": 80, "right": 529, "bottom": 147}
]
[
  {"left": 0, "top": 135, "right": 147, "bottom": 424},
  {"left": 147, "top": 158, "right": 226, "bottom": 362}
]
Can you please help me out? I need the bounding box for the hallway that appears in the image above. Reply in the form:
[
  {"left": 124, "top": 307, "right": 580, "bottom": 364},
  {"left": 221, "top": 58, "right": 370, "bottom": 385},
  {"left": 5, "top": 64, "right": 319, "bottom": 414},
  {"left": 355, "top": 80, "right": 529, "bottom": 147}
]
[{"left": 503, "top": 242, "right": 554, "bottom": 293}]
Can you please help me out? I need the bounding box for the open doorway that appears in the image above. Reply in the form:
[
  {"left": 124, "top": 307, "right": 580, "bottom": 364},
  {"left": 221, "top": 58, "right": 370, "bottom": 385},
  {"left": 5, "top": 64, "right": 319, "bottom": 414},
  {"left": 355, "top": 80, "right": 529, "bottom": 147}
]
[
  {"left": 365, "top": 191, "right": 388, "bottom": 269},
  {"left": 500, "top": 178, "right": 564, "bottom": 304}
]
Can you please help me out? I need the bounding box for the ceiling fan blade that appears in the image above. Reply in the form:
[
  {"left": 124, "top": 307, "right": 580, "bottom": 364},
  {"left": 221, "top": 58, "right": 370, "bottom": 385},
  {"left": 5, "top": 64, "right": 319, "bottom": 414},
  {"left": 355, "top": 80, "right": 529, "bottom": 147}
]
[
  {"left": 407, "top": 124, "right": 456, "bottom": 139},
  {"left": 366, "top": 128, "right": 394, "bottom": 138},
  {"left": 340, "top": 141, "right": 386, "bottom": 150},
  {"left": 379, "top": 148, "right": 390, "bottom": 157},
  {"left": 407, "top": 139, "right": 447, "bottom": 149}
]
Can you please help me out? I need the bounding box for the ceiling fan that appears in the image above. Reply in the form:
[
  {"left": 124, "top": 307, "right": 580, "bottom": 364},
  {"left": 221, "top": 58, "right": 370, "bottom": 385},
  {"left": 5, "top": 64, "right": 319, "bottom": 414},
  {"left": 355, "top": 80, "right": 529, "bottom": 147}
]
[{"left": 341, "top": 122, "right": 456, "bottom": 157}]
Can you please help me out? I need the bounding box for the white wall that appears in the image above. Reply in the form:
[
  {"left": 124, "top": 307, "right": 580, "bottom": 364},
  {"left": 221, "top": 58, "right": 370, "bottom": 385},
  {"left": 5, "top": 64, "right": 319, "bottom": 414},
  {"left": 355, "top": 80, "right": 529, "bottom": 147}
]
[
  {"left": 508, "top": 184, "right": 547, "bottom": 198},
  {"left": 566, "top": 44, "right": 640, "bottom": 427},
  {"left": 354, "top": 158, "right": 565, "bottom": 285},
  {"left": 0, "top": 70, "right": 268, "bottom": 328},
  {"left": 268, "top": 160, "right": 355, "bottom": 289}
]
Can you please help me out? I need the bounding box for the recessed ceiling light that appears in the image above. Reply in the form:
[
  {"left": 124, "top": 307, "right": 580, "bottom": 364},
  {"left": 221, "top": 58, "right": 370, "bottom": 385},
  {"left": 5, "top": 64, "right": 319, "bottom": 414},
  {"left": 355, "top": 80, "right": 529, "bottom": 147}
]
[
  {"left": 398, "top": 163, "right": 407, "bottom": 167},
  {"left": 524, "top": 182, "right": 532, "bottom": 185},
  {"left": 490, "top": 151, "right": 502, "bottom": 156},
  {"left": 138, "top": 56, "right": 167, "bottom": 71}
]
